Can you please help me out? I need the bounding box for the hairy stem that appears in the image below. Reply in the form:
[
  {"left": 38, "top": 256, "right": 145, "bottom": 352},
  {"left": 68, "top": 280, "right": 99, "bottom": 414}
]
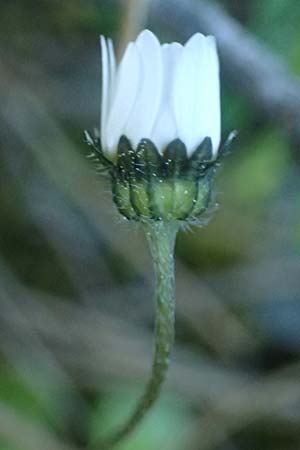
[{"left": 101, "top": 220, "right": 179, "bottom": 449}]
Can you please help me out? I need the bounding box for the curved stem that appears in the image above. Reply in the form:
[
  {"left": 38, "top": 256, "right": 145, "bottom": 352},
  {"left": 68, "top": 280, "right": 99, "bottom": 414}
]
[{"left": 101, "top": 220, "right": 179, "bottom": 449}]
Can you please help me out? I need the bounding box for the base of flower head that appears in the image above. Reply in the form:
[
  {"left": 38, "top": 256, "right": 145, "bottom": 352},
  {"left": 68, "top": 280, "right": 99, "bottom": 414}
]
[{"left": 85, "top": 131, "right": 237, "bottom": 223}]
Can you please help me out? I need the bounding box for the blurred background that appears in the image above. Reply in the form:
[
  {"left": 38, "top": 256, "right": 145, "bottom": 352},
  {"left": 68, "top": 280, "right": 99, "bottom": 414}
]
[{"left": 0, "top": 0, "right": 300, "bottom": 449}]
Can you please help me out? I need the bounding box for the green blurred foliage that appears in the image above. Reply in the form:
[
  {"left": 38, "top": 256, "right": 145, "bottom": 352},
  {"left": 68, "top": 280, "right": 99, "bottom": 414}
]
[
  {"left": 1, "top": 0, "right": 121, "bottom": 40},
  {"left": 229, "top": 128, "right": 288, "bottom": 207},
  {"left": 89, "top": 387, "right": 192, "bottom": 450},
  {"left": 249, "top": 0, "right": 300, "bottom": 74},
  {"left": 0, "top": 365, "right": 68, "bottom": 430}
]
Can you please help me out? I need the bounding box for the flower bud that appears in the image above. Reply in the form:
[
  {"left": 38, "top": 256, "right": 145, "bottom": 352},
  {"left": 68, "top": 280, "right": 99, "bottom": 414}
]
[{"left": 85, "top": 30, "right": 236, "bottom": 222}]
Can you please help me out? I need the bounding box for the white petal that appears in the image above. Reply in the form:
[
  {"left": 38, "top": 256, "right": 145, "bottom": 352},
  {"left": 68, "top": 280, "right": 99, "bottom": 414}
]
[
  {"left": 104, "top": 42, "right": 141, "bottom": 153},
  {"left": 173, "top": 33, "right": 220, "bottom": 155},
  {"left": 205, "top": 36, "right": 221, "bottom": 155},
  {"left": 173, "top": 33, "right": 207, "bottom": 154},
  {"left": 151, "top": 43, "right": 183, "bottom": 152},
  {"left": 107, "top": 38, "right": 116, "bottom": 107},
  {"left": 124, "top": 30, "right": 163, "bottom": 148},
  {"left": 100, "top": 36, "right": 110, "bottom": 142}
]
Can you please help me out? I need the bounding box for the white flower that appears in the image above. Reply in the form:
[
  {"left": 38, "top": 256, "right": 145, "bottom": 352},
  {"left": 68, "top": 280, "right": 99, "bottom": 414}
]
[{"left": 100, "top": 29, "right": 221, "bottom": 158}]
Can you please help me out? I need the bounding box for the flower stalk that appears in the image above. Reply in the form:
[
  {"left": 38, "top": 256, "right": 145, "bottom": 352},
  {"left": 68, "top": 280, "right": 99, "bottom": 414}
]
[{"left": 101, "top": 220, "right": 179, "bottom": 449}]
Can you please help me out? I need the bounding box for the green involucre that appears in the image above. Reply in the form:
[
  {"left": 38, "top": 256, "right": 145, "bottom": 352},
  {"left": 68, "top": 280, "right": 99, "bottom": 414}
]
[{"left": 85, "top": 132, "right": 236, "bottom": 222}]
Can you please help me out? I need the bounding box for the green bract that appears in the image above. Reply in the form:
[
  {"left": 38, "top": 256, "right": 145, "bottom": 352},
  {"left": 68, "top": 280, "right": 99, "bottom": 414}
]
[{"left": 85, "top": 132, "right": 236, "bottom": 222}]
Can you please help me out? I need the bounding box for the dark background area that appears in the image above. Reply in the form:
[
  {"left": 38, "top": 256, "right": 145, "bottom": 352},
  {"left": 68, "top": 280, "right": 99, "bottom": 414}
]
[{"left": 0, "top": 1, "right": 300, "bottom": 449}]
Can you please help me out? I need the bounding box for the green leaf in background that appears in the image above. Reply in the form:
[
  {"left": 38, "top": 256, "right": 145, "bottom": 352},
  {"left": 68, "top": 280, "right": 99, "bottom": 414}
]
[
  {"left": 291, "top": 37, "right": 300, "bottom": 75},
  {"left": 228, "top": 128, "right": 289, "bottom": 207},
  {"left": 250, "top": 0, "right": 300, "bottom": 73},
  {"left": 0, "top": 442, "right": 19, "bottom": 450},
  {"left": 222, "top": 88, "right": 256, "bottom": 133},
  {"left": 0, "top": 0, "right": 121, "bottom": 38},
  {"left": 0, "top": 365, "right": 64, "bottom": 432},
  {"left": 89, "top": 386, "right": 192, "bottom": 450}
]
